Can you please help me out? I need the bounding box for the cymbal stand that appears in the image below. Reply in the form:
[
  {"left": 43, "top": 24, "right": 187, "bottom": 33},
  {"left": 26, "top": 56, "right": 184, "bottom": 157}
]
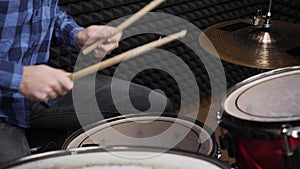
[{"left": 253, "top": 0, "right": 273, "bottom": 30}]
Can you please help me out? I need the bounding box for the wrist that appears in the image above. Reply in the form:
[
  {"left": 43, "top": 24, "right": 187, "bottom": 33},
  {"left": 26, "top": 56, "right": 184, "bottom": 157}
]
[
  {"left": 72, "top": 27, "right": 85, "bottom": 49},
  {"left": 74, "top": 31, "right": 82, "bottom": 49}
]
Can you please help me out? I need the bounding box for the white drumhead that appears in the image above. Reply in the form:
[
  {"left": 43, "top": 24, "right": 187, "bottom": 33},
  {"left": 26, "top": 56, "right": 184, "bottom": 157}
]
[
  {"left": 63, "top": 115, "right": 216, "bottom": 156},
  {"left": 224, "top": 67, "right": 300, "bottom": 122},
  {"left": 5, "top": 147, "right": 228, "bottom": 169}
]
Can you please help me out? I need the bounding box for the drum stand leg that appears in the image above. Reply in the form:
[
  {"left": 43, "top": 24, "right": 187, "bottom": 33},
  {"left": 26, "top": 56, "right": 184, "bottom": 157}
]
[
  {"left": 217, "top": 112, "right": 236, "bottom": 158},
  {"left": 218, "top": 128, "right": 236, "bottom": 158},
  {"left": 282, "top": 147, "right": 299, "bottom": 169},
  {"left": 282, "top": 126, "right": 300, "bottom": 169},
  {"left": 219, "top": 129, "right": 240, "bottom": 169}
]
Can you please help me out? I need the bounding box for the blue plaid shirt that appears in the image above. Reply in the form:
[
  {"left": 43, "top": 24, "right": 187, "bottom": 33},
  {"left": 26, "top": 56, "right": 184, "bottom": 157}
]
[{"left": 0, "top": 0, "right": 84, "bottom": 128}]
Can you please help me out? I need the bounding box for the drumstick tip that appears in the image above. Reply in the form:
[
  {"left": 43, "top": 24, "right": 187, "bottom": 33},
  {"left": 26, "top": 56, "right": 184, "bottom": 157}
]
[
  {"left": 180, "top": 29, "right": 188, "bottom": 36},
  {"left": 174, "top": 29, "right": 188, "bottom": 38}
]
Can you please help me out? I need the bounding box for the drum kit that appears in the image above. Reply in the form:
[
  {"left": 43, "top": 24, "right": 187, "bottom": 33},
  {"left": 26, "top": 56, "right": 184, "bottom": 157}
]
[{"left": 3, "top": 0, "right": 300, "bottom": 169}]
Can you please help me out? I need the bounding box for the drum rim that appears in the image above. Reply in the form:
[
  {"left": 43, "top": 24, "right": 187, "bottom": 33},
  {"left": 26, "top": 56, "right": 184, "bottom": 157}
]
[
  {"left": 62, "top": 112, "right": 218, "bottom": 156},
  {"left": 1, "top": 146, "right": 230, "bottom": 169},
  {"left": 221, "top": 66, "right": 300, "bottom": 122}
]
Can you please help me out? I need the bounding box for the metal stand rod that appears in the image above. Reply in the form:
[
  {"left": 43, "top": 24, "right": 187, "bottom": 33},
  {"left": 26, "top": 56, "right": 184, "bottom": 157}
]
[
  {"left": 264, "top": 0, "right": 272, "bottom": 29},
  {"left": 268, "top": 0, "right": 273, "bottom": 14}
]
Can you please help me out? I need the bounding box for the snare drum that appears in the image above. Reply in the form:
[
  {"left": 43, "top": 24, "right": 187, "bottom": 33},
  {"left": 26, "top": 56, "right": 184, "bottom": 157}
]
[
  {"left": 63, "top": 113, "right": 218, "bottom": 157},
  {"left": 219, "top": 66, "right": 300, "bottom": 169},
  {"left": 2, "top": 147, "right": 230, "bottom": 169}
]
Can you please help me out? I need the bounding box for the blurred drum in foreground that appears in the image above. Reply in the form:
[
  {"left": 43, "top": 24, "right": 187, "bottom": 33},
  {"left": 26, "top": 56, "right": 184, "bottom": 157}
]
[{"left": 2, "top": 147, "right": 230, "bottom": 169}]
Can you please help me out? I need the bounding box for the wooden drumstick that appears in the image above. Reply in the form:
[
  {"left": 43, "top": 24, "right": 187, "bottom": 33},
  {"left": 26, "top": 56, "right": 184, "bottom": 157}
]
[
  {"left": 82, "top": 0, "right": 166, "bottom": 55},
  {"left": 70, "top": 30, "right": 187, "bottom": 80}
]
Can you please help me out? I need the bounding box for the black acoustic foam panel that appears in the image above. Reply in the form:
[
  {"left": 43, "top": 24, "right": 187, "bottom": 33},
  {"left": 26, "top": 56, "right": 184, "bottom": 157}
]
[{"left": 48, "top": 0, "right": 299, "bottom": 110}]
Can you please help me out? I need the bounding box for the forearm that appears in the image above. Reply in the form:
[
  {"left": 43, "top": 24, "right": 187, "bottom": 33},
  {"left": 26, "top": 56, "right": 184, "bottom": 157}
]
[{"left": 54, "top": 6, "right": 84, "bottom": 51}]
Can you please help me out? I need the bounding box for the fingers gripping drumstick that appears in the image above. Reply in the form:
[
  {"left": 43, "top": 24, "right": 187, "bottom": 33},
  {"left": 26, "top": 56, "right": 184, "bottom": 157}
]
[
  {"left": 82, "top": 0, "right": 166, "bottom": 55},
  {"left": 70, "top": 30, "right": 187, "bottom": 80}
]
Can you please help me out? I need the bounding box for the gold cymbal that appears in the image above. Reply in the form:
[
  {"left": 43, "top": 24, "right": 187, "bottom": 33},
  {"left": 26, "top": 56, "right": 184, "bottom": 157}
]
[{"left": 199, "top": 19, "right": 300, "bottom": 69}]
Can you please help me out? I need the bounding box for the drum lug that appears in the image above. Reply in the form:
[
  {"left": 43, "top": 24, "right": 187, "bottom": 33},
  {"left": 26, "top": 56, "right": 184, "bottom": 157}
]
[
  {"left": 282, "top": 125, "right": 300, "bottom": 169},
  {"left": 216, "top": 148, "right": 222, "bottom": 159},
  {"left": 216, "top": 112, "right": 222, "bottom": 123},
  {"left": 287, "top": 126, "right": 300, "bottom": 139}
]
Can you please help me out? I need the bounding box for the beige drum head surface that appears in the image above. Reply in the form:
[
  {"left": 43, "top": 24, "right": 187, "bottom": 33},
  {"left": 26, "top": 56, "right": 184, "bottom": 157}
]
[
  {"left": 5, "top": 147, "right": 229, "bottom": 169},
  {"left": 63, "top": 115, "right": 215, "bottom": 156},
  {"left": 224, "top": 67, "right": 300, "bottom": 122}
]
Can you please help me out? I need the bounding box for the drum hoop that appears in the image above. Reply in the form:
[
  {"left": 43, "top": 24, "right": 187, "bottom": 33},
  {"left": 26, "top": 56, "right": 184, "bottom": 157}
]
[
  {"left": 62, "top": 113, "right": 217, "bottom": 156},
  {"left": 1, "top": 146, "right": 230, "bottom": 169},
  {"left": 221, "top": 66, "right": 300, "bottom": 122}
]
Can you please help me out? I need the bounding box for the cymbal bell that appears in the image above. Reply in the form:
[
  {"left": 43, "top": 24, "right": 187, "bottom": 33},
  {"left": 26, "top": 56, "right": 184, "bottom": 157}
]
[{"left": 199, "top": 19, "right": 300, "bottom": 69}]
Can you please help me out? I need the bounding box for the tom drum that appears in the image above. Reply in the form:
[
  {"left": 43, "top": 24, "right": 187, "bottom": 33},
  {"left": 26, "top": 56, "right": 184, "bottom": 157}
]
[{"left": 219, "top": 66, "right": 300, "bottom": 169}]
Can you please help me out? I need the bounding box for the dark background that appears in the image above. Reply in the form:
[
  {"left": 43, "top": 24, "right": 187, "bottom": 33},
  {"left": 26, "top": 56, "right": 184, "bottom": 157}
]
[{"left": 49, "top": 0, "right": 300, "bottom": 111}]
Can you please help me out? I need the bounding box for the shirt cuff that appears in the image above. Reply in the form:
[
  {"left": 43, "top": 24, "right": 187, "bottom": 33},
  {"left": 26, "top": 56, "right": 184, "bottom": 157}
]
[{"left": 70, "top": 26, "right": 85, "bottom": 52}]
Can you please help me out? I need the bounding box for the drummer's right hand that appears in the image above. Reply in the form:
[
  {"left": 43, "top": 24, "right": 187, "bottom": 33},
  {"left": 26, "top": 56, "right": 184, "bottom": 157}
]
[{"left": 19, "top": 65, "right": 73, "bottom": 102}]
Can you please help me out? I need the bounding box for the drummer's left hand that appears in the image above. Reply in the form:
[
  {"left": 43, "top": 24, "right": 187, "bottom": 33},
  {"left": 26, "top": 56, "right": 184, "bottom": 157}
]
[{"left": 75, "top": 25, "right": 122, "bottom": 58}]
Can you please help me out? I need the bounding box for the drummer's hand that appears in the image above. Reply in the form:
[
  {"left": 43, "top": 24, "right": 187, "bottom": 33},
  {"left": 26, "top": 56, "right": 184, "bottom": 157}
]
[
  {"left": 19, "top": 65, "right": 73, "bottom": 102},
  {"left": 75, "top": 25, "right": 122, "bottom": 58}
]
